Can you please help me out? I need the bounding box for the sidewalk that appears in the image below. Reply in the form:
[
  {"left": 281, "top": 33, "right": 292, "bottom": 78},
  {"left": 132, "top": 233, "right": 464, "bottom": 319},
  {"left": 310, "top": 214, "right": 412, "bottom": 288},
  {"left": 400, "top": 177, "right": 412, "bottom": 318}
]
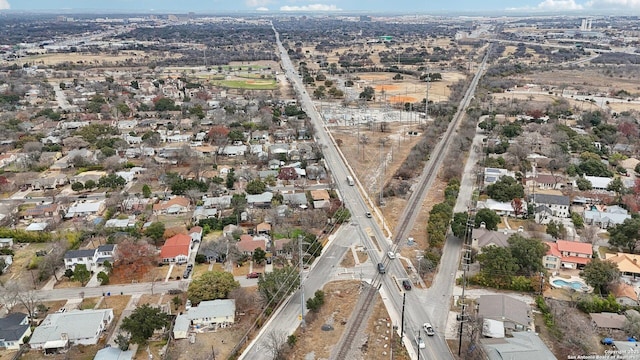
[{"left": 106, "top": 293, "right": 142, "bottom": 347}]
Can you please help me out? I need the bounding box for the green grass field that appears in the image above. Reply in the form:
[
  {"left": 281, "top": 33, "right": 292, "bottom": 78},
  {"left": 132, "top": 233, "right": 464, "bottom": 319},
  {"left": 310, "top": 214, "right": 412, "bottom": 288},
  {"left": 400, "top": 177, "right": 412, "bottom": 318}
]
[{"left": 211, "top": 79, "right": 277, "bottom": 90}]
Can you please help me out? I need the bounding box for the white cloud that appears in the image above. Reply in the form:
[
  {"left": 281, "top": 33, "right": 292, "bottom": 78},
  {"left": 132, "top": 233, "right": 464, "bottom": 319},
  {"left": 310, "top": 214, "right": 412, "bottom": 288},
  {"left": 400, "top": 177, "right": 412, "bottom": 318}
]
[
  {"left": 280, "top": 4, "right": 342, "bottom": 11},
  {"left": 246, "top": 0, "right": 271, "bottom": 7},
  {"left": 0, "top": 0, "right": 10, "bottom": 10},
  {"left": 586, "top": 0, "right": 640, "bottom": 8},
  {"left": 536, "top": 0, "right": 584, "bottom": 10},
  {"left": 256, "top": 6, "right": 269, "bottom": 11}
]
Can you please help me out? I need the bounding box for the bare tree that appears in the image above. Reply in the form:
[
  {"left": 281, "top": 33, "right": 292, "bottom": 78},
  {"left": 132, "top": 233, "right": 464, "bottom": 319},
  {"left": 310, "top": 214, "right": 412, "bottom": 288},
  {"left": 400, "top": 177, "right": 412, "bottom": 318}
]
[
  {"left": 1, "top": 281, "right": 42, "bottom": 319},
  {"left": 580, "top": 225, "right": 601, "bottom": 246},
  {"left": 39, "top": 242, "right": 66, "bottom": 282},
  {"left": 263, "top": 330, "right": 288, "bottom": 360}
]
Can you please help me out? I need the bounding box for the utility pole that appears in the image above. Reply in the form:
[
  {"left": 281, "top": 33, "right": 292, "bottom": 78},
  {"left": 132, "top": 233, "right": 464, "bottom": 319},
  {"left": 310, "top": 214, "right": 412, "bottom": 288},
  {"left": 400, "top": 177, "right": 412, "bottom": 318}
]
[
  {"left": 299, "top": 235, "right": 305, "bottom": 329},
  {"left": 458, "top": 210, "right": 474, "bottom": 356},
  {"left": 400, "top": 293, "right": 406, "bottom": 340}
]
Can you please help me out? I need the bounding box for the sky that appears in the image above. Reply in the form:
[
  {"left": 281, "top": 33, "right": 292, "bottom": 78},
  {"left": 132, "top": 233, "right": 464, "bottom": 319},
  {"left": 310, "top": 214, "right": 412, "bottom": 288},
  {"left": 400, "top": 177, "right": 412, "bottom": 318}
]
[{"left": 2, "top": 0, "right": 640, "bottom": 14}]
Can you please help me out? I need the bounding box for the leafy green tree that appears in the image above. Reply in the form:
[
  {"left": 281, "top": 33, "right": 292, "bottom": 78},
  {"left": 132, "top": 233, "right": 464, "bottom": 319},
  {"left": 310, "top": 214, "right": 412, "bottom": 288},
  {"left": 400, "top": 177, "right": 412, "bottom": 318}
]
[
  {"left": 187, "top": 271, "right": 240, "bottom": 304},
  {"left": 477, "top": 246, "right": 519, "bottom": 288},
  {"left": 154, "top": 97, "right": 178, "bottom": 111},
  {"left": 172, "top": 296, "right": 182, "bottom": 310},
  {"left": 98, "top": 174, "right": 126, "bottom": 189},
  {"left": 571, "top": 212, "right": 584, "bottom": 228},
  {"left": 333, "top": 208, "right": 351, "bottom": 223},
  {"left": 64, "top": 268, "right": 74, "bottom": 279},
  {"left": 607, "top": 177, "right": 625, "bottom": 201},
  {"left": 252, "top": 247, "right": 267, "bottom": 265},
  {"left": 313, "top": 86, "right": 326, "bottom": 99},
  {"left": 84, "top": 179, "right": 97, "bottom": 189},
  {"left": 245, "top": 179, "right": 266, "bottom": 194},
  {"left": 142, "top": 184, "right": 152, "bottom": 198},
  {"left": 576, "top": 177, "right": 592, "bottom": 191},
  {"left": 145, "top": 222, "right": 166, "bottom": 245},
  {"left": 97, "top": 271, "right": 109, "bottom": 285},
  {"left": 121, "top": 304, "right": 170, "bottom": 345},
  {"left": 228, "top": 130, "right": 245, "bottom": 142},
  {"left": 258, "top": 266, "right": 300, "bottom": 305},
  {"left": 578, "top": 158, "right": 613, "bottom": 177},
  {"left": 581, "top": 259, "right": 620, "bottom": 294},
  {"left": 115, "top": 333, "right": 130, "bottom": 351},
  {"left": 359, "top": 86, "right": 375, "bottom": 101},
  {"left": 609, "top": 217, "right": 640, "bottom": 253},
  {"left": 306, "top": 290, "right": 325, "bottom": 313},
  {"left": 545, "top": 220, "right": 565, "bottom": 239},
  {"left": 451, "top": 212, "right": 469, "bottom": 238},
  {"left": 71, "top": 182, "right": 84, "bottom": 192},
  {"left": 474, "top": 209, "right": 500, "bottom": 230},
  {"left": 226, "top": 168, "right": 236, "bottom": 189},
  {"left": 507, "top": 235, "right": 546, "bottom": 275},
  {"left": 486, "top": 176, "right": 524, "bottom": 202},
  {"left": 72, "top": 264, "right": 91, "bottom": 286},
  {"left": 501, "top": 123, "right": 522, "bottom": 138},
  {"left": 195, "top": 254, "right": 207, "bottom": 264}
]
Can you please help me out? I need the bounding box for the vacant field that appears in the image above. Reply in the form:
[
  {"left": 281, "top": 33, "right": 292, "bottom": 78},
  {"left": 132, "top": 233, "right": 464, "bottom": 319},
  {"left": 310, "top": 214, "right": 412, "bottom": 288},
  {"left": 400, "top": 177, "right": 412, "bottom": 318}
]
[
  {"left": 19, "top": 50, "right": 177, "bottom": 66},
  {"left": 211, "top": 78, "right": 278, "bottom": 90},
  {"left": 355, "top": 71, "right": 464, "bottom": 104},
  {"left": 97, "top": 294, "right": 131, "bottom": 319},
  {"left": 0, "top": 243, "right": 50, "bottom": 287}
]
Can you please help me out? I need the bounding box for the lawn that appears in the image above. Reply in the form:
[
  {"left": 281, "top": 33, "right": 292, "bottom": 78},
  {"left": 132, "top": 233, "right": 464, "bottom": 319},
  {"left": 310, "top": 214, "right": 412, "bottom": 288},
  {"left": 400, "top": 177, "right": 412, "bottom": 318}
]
[
  {"left": 97, "top": 295, "right": 131, "bottom": 319},
  {"left": 211, "top": 79, "right": 277, "bottom": 90}
]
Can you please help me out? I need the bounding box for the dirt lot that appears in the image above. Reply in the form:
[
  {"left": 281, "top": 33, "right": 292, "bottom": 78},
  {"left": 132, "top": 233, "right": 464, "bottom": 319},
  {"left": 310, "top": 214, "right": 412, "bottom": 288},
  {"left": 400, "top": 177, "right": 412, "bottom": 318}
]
[
  {"left": 0, "top": 242, "right": 50, "bottom": 287},
  {"left": 110, "top": 263, "right": 166, "bottom": 284},
  {"left": 288, "top": 280, "right": 409, "bottom": 360}
]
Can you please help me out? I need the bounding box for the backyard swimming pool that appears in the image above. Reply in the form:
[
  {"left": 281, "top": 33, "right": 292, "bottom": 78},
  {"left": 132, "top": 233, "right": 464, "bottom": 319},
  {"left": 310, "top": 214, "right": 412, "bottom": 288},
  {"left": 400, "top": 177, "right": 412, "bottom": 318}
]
[{"left": 552, "top": 279, "right": 587, "bottom": 290}]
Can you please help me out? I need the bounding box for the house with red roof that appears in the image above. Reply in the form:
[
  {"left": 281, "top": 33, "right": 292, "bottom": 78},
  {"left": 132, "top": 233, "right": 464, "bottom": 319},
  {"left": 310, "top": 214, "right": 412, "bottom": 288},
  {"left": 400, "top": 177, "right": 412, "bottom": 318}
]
[
  {"left": 153, "top": 196, "right": 190, "bottom": 215},
  {"left": 237, "top": 234, "right": 267, "bottom": 256},
  {"left": 543, "top": 240, "right": 592, "bottom": 270},
  {"left": 161, "top": 234, "right": 191, "bottom": 264}
]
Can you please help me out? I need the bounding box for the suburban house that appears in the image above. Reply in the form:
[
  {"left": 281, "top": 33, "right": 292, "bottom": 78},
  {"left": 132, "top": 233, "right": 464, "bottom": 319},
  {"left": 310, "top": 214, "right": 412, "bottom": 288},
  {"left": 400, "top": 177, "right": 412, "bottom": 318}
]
[
  {"left": 173, "top": 299, "right": 236, "bottom": 339},
  {"left": 525, "top": 173, "right": 566, "bottom": 190},
  {"left": 160, "top": 234, "right": 191, "bottom": 264},
  {"left": 477, "top": 295, "right": 532, "bottom": 333},
  {"left": 0, "top": 254, "right": 13, "bottom": 273},
  {"left": 104, "top": 216, "right": 136, "bottom": 229},
  {"left": 605, "top": 253, "right": 640, "bottom": 279},
  {"left": 64, "top": 200, "right": 106, "bottom": 219},
  {"left": 63, "top": 244, "right": 116, "bottom": 272},
  {"left": 590, "top": 312, "right": 626, "bottom": 331},
  {"left": 0, "top": 238, "right": 13, "bottom": 248},
  {"left": 237, "top": 234, "right": 267, "bottom": 255},
  {"left": 471, "top": 227, "right": 513, "bottom": 253},
  {"left": 529, "top": 194, "right": 570, "bottom": 221},
  {"left": 610, "top": 282, "right": 639, "bottom": 306},
  {"left": 583, "top": 205, "right": 631, "bottom": 229},
  {"left": 583, "top": 176, "right": 613, "bottom": 191},
  {"left": 543, "top": 240, "right": 592, "bottom": 270},
  {"left": 483, "top": 167, "right": 515, "bottom": 186},
  {"left": 256, "top": 222, "right": 271, "bottom": 236},
  {"left": 29, "top": 309, "right": 114, "bottom": 351},
  {"left": 476, "top": 199, "right": 517, "bottom": 217},
  {"left": 0, "top": 312, "right": 31, "bottom": 350},
  {"left": 192, "top": 207, "right": 218, "bottom": 221},
  {"left": 189, "top": 226, "right": 203, "bottom": 243},
  {"left": 246, "top": 192, "right": 273, "bottom": 208},
  {"left": 22, "top": 203, "right": 65, "bottom": 220},
  {"left": 153, "top": 196, "right": 190, "bottom": 215},
  {"left": 480, "top": 332, "right": 556, "bottom": 360},
  {"left": 272, "top": 238, "right": 293, "bottom": 257}
]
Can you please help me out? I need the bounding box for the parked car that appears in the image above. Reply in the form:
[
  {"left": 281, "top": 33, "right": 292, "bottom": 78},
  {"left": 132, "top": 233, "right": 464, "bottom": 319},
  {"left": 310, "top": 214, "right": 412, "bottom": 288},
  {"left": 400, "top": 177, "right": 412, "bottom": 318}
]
[
  {"left": 423, "top": 323, "right": 435, "bottom": 336},
  {"left": 366, "top": 212, "right": 372, "bottom": 218},
  {"left": 246, "top": 272, "right": 261, "bottom": 279},
  {"left": 402, "top": 279, "right": 412, "bottom": 291}
]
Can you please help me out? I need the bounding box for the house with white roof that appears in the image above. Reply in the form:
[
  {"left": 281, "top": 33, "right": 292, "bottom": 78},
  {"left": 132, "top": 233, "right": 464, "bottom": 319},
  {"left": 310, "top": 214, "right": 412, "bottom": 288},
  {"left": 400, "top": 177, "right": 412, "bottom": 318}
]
[
  {"left": 173, "top": 299, "right": 235, "bottom": 339},
  {"left": 483, "top": 167, "right": 515, "bottom": 186},
  {"left": 477, "top": 199, "right": 518, "bottom": 217},
  {"left": 583, "top": 176, "right": 613, "bottom": 191},
  {"left": 65, "top": 200, "right": 106, "bottom": 219},
  {"left": 584, "top": 205, "right": 631, "bottom": 229},
  {"left": 30, "top": 309, "right": 114, "bottom": 350}
]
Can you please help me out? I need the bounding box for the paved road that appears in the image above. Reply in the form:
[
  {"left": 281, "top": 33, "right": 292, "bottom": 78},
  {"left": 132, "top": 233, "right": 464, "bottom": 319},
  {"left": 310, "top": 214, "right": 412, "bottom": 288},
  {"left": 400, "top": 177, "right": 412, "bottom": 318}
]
[{"left": 239, "top": 223, "right": 359, "bottom": 360}]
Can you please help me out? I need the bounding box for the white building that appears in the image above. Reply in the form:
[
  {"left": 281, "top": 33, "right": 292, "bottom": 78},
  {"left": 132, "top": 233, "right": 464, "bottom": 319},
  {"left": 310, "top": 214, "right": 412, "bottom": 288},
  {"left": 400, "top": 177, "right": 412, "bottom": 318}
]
[{"left": 29, "top": 309, "right": 114, "bottom": 350}]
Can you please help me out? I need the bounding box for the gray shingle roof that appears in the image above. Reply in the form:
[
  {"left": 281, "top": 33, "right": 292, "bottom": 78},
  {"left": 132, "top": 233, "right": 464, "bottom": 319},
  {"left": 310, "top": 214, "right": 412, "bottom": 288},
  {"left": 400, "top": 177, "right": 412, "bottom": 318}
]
[
  {"left": 63, "top": 249, "right": 96, "bottom": 259},
  {"left": 530, "top": 194, "right": 570, "bottom": 206}
]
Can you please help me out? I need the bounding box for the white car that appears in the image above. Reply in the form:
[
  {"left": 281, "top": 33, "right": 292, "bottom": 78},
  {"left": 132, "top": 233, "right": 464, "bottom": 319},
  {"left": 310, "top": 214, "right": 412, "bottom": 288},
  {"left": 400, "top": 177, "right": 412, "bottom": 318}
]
[
  {"left": 423, "top": 323, "right": 435, "bottom": 336},
  {"left": 387, "top": 251, "right": 396, "bottom": 260}
]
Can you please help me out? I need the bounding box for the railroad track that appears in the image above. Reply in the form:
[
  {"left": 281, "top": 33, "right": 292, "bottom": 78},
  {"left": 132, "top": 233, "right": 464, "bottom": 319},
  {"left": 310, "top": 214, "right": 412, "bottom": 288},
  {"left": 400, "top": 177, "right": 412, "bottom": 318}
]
[
  {"left": 331, "top": 47, "right": 492, "bottom": 360},
  {"left": 332, "top": 285, "right": 377, "bottom": 359}
]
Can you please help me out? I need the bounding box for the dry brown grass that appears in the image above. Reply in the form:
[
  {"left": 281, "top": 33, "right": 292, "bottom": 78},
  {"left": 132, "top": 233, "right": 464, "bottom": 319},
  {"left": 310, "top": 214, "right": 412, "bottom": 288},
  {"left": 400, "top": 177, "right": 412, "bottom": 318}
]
[
  {"left": 340, "top": 250, "right": 356, "bottom": 267},
  {"left": 97, "top": 294, "right": 131, "bottom": 319}
]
